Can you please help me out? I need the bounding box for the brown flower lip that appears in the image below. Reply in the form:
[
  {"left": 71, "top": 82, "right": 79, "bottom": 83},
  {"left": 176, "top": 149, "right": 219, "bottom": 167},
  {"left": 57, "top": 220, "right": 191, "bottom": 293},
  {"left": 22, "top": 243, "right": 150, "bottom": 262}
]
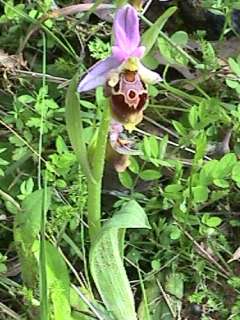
[{"left": 106, "top": 70, "right": 148, "bottom": 127}]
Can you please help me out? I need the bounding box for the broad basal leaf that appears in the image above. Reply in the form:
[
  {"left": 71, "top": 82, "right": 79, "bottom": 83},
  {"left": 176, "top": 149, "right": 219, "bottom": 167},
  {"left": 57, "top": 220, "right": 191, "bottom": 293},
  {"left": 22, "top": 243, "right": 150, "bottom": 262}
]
[{"left": 90, "top": 200, "right": 151, "bottom": 320}]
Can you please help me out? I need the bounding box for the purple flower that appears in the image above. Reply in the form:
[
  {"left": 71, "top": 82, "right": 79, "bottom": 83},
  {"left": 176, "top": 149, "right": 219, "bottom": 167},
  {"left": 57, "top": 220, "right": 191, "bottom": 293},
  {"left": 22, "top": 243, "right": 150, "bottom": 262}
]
[
  {"left": 108, "top": 120, "right": 142, "bottom": 172},
  {"left": 109, "top": 120, "right": 142, "bottom": 156},
  {"left": 77, "top": 4, "right": 161, "bottom": 93}
]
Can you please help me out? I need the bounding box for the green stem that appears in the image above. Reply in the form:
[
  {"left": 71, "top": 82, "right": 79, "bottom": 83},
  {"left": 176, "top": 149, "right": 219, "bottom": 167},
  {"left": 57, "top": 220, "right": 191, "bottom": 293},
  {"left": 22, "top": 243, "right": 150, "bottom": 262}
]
[
  {"left": 87, "top": 182, "right": 101, "bottom": 241},
  {"left": 39, "top": 32, "right": 49, "bottom": 320},
  {"left": 87, "top": 100, "right": 111, "bottom": 243}
]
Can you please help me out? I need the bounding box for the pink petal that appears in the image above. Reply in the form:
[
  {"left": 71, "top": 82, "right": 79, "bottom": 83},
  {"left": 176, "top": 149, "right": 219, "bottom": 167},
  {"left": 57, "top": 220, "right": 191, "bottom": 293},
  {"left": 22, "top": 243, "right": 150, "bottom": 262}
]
[
  {"left": 77, "top": 56, "right": 120, "bottom": 92},
  {"left": 112, "top": 46, "right": 129, "bottom": 62},
  {"left": 110, "top": 120, "right": 124, "bottom": 143},
  {"left": 138, "top": 62, "right": 163, "bottom": 84},
  {"left": 131, "top": 46, "right": 145, "bottom": 59},
  {"left": 113, "top": 5, "right": 140, "bottom": 54}
]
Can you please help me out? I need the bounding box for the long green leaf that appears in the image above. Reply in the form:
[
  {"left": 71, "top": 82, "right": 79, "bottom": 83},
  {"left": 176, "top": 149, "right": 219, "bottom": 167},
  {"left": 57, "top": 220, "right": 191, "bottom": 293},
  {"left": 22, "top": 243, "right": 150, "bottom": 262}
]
[
  {"left": 14, "top": 188, "right": 51, "bottom": 288},
  {"left": 141, "top": 6, "right": 177, "bottom": 57},
  {"left": 45, "top": 241, "right": 72, "bottom": 320},
  {"left": 65, "top": 75, "right": 95, "bottom": 183},
  {"left": 90, "top": 200, "right": 151, "bottom": 320}
]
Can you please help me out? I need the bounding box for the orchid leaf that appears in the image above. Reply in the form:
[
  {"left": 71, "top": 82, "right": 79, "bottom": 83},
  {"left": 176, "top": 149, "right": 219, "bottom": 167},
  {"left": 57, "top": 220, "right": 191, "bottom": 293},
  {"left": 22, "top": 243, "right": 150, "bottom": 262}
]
[
  {"left": 141, "top": 6, "right": 177, "bottom": 57},
  {"left": 45, "top": 241, "right": 72, "bottom": 320},
  {"left": 65, "top": 75, "right": 95, "bottom": 183},
  {"left": 90, "top": 200, "right": 151, "bottom": 320}
]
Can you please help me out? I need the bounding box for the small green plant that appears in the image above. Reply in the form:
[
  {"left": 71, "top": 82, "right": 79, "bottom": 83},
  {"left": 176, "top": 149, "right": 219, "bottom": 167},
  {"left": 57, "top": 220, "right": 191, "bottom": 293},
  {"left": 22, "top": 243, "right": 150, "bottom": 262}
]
[
  {"left": 0, "top": 149, "right": 9, "bottom": 176},
  {"left": 88, "top": 37, "right": 111, "bottom": 60},
  {"left": 0, "top": 252, "right": 7, "bottom": 273}
]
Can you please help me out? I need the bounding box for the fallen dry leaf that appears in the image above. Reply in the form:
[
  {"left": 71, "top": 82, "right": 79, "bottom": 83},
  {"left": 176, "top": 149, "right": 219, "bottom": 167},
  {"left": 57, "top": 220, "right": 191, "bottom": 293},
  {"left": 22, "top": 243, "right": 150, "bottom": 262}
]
[
  {"left": 0, "top": 49, "right": 27, "bottom": 72},
  {"left": 228, "top": 247, "right": 240, "bottom": 263}
]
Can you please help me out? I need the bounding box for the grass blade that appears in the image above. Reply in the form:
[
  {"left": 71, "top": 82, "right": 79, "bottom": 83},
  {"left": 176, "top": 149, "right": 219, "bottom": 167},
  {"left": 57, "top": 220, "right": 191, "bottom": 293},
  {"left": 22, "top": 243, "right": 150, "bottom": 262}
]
[
  {"left": 14, "top": 188, "right": 51, "bottom": 289},
  {"left": 141, "top": 6, "right": 177, "bottom": 57}
]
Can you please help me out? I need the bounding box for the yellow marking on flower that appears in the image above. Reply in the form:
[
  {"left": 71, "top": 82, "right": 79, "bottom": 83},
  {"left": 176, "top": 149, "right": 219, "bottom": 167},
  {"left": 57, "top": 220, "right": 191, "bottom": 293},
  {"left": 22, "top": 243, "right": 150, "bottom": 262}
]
[
  {"left": 123, "top": 57, "right": 139, "bottom": 72},
  {"left": 124, "top": 112, "right": 143, "bottom": 132},
  {"left": 124, "top": 123, "right": 135, "bottom": 132},
  {"left": 130, "top": 0, "right": 143, "bottom": 10},
  {"left": 108, "top": 72, "right": 120, "bottom": 87}
]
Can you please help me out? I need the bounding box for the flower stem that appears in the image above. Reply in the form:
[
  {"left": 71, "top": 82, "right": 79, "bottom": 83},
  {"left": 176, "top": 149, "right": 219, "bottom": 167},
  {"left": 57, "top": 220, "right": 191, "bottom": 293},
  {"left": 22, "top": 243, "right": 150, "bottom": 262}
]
[{"left": 87, "top": 99, "right": 111, "bottom": 243}]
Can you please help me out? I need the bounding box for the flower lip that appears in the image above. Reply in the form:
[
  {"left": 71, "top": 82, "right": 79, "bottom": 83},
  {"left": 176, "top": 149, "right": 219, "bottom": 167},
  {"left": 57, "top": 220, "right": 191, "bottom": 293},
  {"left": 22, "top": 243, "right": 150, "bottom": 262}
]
[
  {"left": 109, "top": 70, "right": 148, "bottom": 127},
  {"left": 128, "top": 90, "right": 137, "bottom": 99},
  {"left": 124, "top": 70, "right": 137, "bottom": 82}
]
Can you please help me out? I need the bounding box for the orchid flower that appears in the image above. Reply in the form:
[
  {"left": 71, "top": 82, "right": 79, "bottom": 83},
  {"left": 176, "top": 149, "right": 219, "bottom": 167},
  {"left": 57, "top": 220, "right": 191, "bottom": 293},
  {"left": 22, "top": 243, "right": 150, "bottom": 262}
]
[
  {"left": 108, "top": 120, "right": 142, "bottom": 172},
  {"left": 109, "top": 120, "right": 141, "bottom": 155},
  {"left": 78, "top": 4, "right": 161, "bottom": 130}
]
